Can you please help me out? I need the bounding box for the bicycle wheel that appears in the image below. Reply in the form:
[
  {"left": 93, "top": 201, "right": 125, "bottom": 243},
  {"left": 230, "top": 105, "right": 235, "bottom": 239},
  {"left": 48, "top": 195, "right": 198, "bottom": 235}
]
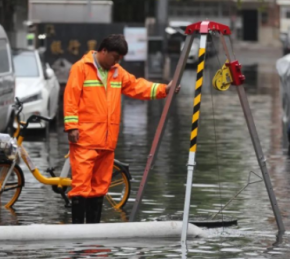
[
  {"left": 0, "top": 162, "right": 24, "bottom": 208},
  {"left": 106, "top": 164, "right": 131, "bottom": 209}
]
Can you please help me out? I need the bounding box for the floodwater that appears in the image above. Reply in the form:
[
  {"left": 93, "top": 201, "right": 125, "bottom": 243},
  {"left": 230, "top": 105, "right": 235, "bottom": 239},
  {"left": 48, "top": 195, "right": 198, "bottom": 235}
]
[{"left": 1, "top": 43, "right": 290, "bottom": 258}]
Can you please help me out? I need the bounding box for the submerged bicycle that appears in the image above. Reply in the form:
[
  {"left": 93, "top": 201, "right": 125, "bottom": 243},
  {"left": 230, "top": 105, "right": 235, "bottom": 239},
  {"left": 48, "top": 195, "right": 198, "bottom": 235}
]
[{"left": 0, "top": 98, "right": 131, "bottom": 210}]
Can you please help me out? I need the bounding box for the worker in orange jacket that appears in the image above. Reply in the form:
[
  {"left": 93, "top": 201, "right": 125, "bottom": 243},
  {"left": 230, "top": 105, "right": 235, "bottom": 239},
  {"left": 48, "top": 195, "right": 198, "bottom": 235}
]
[{"left": 64, "top": 34, "right": 180, "bottom": 224}]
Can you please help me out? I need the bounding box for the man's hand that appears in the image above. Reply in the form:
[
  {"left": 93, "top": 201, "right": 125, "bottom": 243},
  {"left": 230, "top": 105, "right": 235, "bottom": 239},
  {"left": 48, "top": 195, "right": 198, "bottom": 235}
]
[
  {"left": 166, "top": 81, "right": 181, "bottom": 94},
  {"left": 68, "top": 129, "right": 79, "bottom": 143}
]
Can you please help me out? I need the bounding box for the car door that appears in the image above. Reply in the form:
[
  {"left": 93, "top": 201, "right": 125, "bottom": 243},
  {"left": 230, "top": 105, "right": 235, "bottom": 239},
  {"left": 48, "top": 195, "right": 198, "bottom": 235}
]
[{"left": 0, "top": 37, "right": 14, "bottom": 132}]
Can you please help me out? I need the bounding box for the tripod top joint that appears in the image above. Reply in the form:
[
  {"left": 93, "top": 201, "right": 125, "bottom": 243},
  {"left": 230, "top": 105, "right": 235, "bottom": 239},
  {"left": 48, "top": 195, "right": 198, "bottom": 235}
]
[{"left": 185, "top": 20, "right": 231, "bottom": 36}]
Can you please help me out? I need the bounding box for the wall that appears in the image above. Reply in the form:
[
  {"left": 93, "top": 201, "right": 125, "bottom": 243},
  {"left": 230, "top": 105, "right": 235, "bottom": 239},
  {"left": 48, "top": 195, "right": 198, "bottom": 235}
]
[
  {"left": 29, "top": 0, "right": 113, "bottom": 23},
  {"left": 6, "top": 1, "right": 28, "bottom": 48},
  {"left": 168, "top": 0, "right": 233, "bottom": 28},
  {"left": 259, "top": 26, "right": 280, "bottom": 46},
  {"left": 37, "top": 23, "right": 145, "bottom": 84}
]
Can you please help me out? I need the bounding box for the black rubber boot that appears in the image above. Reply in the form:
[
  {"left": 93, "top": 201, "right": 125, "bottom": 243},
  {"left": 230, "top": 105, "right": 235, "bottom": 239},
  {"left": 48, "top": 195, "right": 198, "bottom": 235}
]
[
  {"left": 71, "top": 196, "right": 86, "bottom": 224},
  {"left": 86, "top": 196, "right": 104, "bottom": 224}
]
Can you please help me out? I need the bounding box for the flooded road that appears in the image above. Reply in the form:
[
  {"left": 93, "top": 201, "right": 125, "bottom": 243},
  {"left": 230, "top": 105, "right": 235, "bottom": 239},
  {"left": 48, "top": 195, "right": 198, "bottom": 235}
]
[{"left": 1, "top": 44, "right": 290, "bottom": 258}]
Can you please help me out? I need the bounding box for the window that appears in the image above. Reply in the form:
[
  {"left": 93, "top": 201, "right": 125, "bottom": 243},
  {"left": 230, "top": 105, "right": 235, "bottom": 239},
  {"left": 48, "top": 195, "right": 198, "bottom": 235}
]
[
  {"left": 13, "top": 51, "right": 39, "bottom": 77},
  {"left": 222, "top": 8, "right": 230, "bottom": 17},
  {"left": 177, "top": 9, "right": 184, "bottom": 16},
  {"left": 0, "top": 39, "right": 10, "bottom": 73},
  {"left": 212, "top": 9, "right": 219, "bottom": 16},
  {"left": 204, "top": 8, "right": 212, "bottom": 17},
  {"left": 169, "top": 8, "right": 175, "bottom": 16}
]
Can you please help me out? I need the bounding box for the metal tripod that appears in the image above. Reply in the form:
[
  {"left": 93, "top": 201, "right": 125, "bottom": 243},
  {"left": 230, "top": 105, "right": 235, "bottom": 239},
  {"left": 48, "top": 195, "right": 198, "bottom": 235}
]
[{"left": 129, "top": 21, "right": 285, "bottom": 245}]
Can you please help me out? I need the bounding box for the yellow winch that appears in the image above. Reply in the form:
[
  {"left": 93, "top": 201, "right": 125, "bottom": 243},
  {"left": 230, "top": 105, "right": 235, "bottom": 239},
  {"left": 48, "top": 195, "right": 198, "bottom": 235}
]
[{"left": 212, "top": 61, "right": 233, "bottom": 91}]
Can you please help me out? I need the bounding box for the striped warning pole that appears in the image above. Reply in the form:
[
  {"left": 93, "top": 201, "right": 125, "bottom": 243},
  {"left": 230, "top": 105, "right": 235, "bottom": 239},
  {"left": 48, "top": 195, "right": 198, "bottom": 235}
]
[{"left": 181, "top": 34, "right": 208, "bottom": 245}]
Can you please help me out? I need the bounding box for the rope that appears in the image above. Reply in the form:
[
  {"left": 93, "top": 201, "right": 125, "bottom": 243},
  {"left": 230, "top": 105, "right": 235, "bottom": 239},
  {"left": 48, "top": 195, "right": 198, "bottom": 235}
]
[{"left": 208, "top": 31, "right": 224, "bottom": 227}]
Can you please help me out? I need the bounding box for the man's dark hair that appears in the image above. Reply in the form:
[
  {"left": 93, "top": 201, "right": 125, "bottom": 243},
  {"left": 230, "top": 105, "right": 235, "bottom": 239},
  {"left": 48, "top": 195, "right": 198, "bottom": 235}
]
[{"left": 98, "top": 34, "right": 128, "bottom": 55}]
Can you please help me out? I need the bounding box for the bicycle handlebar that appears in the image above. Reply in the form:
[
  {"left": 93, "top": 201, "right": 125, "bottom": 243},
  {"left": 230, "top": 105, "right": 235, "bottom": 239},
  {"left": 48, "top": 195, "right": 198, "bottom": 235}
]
[
  {"left": 27, "top": 114, "right": 53, "bottom": 124},
  {"left": 13, "top": 97, "right": 53, "bottom": 134}
]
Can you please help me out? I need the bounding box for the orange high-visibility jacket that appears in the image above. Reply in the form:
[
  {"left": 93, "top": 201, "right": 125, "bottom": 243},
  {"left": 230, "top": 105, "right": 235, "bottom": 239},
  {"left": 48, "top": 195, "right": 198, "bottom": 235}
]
[{"left": 64, "top": 51, "right": 167, "bottom": 150}]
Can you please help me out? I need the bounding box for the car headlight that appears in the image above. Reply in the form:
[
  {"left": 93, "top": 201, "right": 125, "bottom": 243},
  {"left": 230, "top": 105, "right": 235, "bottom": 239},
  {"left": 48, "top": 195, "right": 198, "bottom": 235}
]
[{"left": 20, "top": 92, "right": 42, "bottom": 103}]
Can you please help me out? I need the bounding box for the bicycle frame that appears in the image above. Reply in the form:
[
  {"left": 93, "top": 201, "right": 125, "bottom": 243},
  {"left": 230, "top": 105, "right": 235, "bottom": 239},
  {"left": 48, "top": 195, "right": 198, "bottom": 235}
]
[
  {"left": 0, "top": 110, "right": 72, "bottom": 194},
  {"left": 17, "top": 135, "right": 71, "bottom": 187},
  {"left": 0, "top": 137, "right": 71, "bottom": 195},
  {"left": 0, "top": 158, "right": 18, "bottom": 193}
]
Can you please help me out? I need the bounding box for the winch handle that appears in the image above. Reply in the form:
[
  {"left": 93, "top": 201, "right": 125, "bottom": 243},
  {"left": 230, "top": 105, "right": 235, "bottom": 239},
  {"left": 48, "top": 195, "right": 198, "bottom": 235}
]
[{"left": 220, "top": 34, "right": 245, "bottom": 86}]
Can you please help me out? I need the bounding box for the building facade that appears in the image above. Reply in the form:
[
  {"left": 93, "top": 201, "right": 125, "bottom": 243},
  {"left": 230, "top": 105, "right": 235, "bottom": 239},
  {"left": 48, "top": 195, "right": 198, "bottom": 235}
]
[
  {"left": 168, "top": 0, "right": 280, "bottom": 45},
  {"left": 2, "top": 0, "right": 282, "bottom": 47}
]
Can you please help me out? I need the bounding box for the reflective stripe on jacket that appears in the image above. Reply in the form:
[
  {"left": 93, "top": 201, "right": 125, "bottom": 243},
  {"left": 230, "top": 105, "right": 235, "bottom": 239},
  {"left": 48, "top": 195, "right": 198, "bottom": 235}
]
[{"left": 64, "top": 51, "right": 167, "bottom": 150}]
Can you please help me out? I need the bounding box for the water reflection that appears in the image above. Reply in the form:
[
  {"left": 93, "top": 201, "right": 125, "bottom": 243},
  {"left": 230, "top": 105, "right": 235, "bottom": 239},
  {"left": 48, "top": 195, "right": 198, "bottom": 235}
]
[{"left": 0, "top": 231, "right": 289, "bottom": 258}]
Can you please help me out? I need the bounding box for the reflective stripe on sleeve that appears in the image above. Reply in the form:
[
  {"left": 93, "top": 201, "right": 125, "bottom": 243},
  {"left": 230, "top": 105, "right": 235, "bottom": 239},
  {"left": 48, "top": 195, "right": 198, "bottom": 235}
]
[
  {"left": 150, "top": 83, "right": 159, "bottom": 100},
  {"left": 64, "top": 116, "right": 78, "bottom": 123}
]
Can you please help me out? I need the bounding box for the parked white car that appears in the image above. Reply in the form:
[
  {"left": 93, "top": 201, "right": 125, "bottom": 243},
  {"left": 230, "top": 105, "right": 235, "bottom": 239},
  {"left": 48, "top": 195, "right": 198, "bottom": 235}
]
[
  {"left": 181, "top": 39, "right": 199, "bottom": 65},
  {"left": 167, "top": 21, "right": 218, "bottom": 65},
  {"left": 167, "top": 21, "right": 199, "bottom": 65},
  {"left": 12, "top": 49, "right": 60, "bottom": 129}
]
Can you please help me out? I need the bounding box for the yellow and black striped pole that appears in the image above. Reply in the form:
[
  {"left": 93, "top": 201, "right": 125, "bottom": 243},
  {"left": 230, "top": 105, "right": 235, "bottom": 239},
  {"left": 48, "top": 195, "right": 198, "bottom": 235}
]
[
  {"left": 181, "top": 34, "right": 207, "bottom": 245},
  {"left": 190, "top": 45, "right": 206, "bottom": 153}
]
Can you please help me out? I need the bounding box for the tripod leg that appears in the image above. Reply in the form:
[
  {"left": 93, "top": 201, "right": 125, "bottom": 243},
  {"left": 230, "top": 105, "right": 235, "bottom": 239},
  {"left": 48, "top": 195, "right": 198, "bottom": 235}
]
[
  {"left": 129, "top": 33, "right": 195, "bottom": 222},
  {"left": 181, "top": 34, "right": 208, "bottom": 246},
  {"left": 236, "top": 85, "right": 285, "bottom": 232}
]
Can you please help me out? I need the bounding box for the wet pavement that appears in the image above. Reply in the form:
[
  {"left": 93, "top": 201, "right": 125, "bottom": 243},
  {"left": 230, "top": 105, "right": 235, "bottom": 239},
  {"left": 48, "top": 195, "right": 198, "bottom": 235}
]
[{"left": 1, "top": 42, "right": 290, "bottom": 258}]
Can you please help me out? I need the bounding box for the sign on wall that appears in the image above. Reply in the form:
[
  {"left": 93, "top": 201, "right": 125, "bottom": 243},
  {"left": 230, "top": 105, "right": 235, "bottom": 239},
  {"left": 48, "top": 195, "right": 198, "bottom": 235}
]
[{"left": 124, "top": 27, "right": 147, "bottom": 61}]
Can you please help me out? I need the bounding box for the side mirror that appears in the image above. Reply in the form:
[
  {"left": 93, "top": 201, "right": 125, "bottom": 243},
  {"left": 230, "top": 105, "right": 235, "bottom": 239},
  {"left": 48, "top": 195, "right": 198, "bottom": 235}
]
[{"left": 45, "top": 67, "right": 54, "bottom": 79}]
